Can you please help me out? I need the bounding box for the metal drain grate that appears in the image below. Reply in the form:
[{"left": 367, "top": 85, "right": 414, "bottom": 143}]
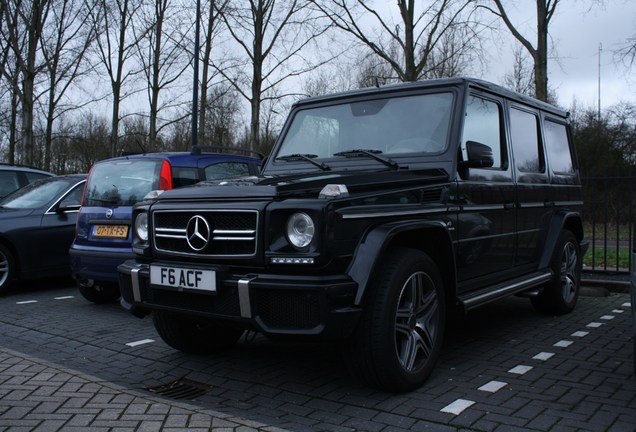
[{"left": 146, "top": 378, "right": 211, "bottom": 400}]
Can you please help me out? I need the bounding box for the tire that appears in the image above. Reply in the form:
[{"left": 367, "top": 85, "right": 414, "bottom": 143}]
[
  {"left": 78, "top": 280, "right": 121, "bottom": 304},
  {"left": 0, "top": 244, "right": 16, "bottom": 295},
  {"left": 532, "top": 230, "right": 581, "bottom": 315},
  {"left": 153, "top": 310, "right": 244, "bottom": 355},
  {"left": 345, "top": 248, "right": 446, "bottom": 392}
]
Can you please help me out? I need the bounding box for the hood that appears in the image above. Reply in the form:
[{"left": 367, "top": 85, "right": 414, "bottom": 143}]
[{"left": 155, "top": 169, "right": 449, "bottom": 201}]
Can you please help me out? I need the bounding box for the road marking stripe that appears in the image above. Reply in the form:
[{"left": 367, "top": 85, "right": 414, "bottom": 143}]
[
  {"left": 16, "top": 300, "right": 37, "bottom": 304},
  {"left": 586, "top": 322, "right": 604, "bottom": 328},
  {"left": 571, "top": 331, "right": 589, "bottom": 337},
  {"left": 533, "top": 352, "right": 555, "bottom": 361},
  {"left": 554, "top": 340, "right": 573, "bottom": 348},
  {"left": 600, "top": 315, "right": 614, "bottom": 320},
  {"left": 478, "top": 381, "right": 507, "bottom": 393},
  {"left": 126, "top": 339, "right": 155, "bottom": 347},
  {"left": 54, "top": 296, "right": 74, "bottom": 300},
  {"left": 611, "top": 309, "right": 624, "bottom": 314},
  {"left": 441, "top": 399, "right": 475, "bottom": 415},
  {"left": 622, "top": 302, "right": 631, "bottom": 308},
  {"left": 508, "top": 365, "right": 533, "bottom": 375}
]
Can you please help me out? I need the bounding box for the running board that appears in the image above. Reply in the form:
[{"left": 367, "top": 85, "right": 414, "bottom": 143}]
[{"left": 458, "top": 271, "right": 553, "bottom": 311}]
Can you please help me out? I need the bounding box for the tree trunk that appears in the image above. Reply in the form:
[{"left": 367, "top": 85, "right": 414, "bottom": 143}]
[{"left": 534, "top": 0, "right": 549, "bottom": 102}]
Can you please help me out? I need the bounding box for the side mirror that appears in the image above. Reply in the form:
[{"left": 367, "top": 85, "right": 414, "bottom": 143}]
[
  {"left": 460, "top": 141, "right": 494, "bottom": 169},
  {"left": 56, "top": 198, "right": 81, "bottom": 213}
]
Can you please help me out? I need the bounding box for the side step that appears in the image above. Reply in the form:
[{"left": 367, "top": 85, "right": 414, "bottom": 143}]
[{"left": 458, "top": 271, "right": 553, "bottom": 311}]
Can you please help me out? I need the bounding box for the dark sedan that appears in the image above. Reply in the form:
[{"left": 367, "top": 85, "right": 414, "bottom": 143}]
[{"left": 0, "top": 174, "right": 86, "bottom": 294}]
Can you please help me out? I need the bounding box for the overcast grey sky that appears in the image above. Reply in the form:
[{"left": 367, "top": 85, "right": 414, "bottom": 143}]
[{"left": 478, "top": 0, "right": 635, "bottom": 110}]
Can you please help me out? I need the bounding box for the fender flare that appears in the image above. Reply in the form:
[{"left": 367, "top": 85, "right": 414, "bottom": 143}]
[
  {"left": 346, "top": 220, "right": 455, "bottom": 305},
  {"left": 539, "top": 211, "right": 585, "bottom": 269}
]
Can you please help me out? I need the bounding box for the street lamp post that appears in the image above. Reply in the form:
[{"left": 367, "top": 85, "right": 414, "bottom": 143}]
[{"left": 192, "top": 0, "right": 201, "bottom": 149}]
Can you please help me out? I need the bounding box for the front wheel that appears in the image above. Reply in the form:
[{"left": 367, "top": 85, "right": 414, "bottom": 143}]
[
  {"left": 0, "top": 244, "right": 16, "bottom": 294},
  {"left": 153, "top": 310, "right": 244, "bottom": 355},
  {"left": 345, "top": 248, "right": 446, "bottom": 392},
  {"left": 532, "top": 230, "right": 581, "bottom": 314}
]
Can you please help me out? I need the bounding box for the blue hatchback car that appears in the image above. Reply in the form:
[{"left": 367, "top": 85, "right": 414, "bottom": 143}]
[{"left": 69, "top": 147, "right": 262, "bottom": 303}]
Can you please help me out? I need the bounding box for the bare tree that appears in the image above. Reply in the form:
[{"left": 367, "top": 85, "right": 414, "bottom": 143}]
[
  {"left": 39, "top": 0, "right": 95, "bottom": 170},
  {"left": 503, "top": 45, "right": 535, "bottom": 96},
  {"left": 311, "top": 0, "right": 481, "bottom": 83},
  {"left": 87, "top": 0, "right": 146, "bottom": 157},
  {"left": 215, "top": 0, "right": 330, "bottom": 152},
  {"left": 483, "top": 0, "right": 559, "bottom": 102},
  {"left": 134, "top": 0, "right": 191, "bottom": 150},
  {"left": 197, "top": 0, "right": 229, "bottom": 146},
  {"left": 0, "top": 0, "right": 52, "bottom": 166}
]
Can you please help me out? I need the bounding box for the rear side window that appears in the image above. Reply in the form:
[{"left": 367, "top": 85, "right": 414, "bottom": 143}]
[
  {"left": 510, "top": 107, "right": 544, "bottom": 173},
  {"left": 0, "top": 171, "right": 19, "bottom": 197},
  {"left": 205, "top": 162, "right": 252, "bottom": 180},
  {"left": 84, "top": 159, "right": 160, "bottom": 206},
  {"left": 544, "top": 120, "right": 574, "bottom": 174},
  {"left": 172, "top": 167, "right": 198, "bottom": 188},
  {"left": 24, "top": 172, "right": 50, "bottom": 183}
]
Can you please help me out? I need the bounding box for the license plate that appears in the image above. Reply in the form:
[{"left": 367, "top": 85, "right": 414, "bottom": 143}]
[
  {"left": 93, "top": 224, "right": 129, "bottom": 238},
  {"left": 150, "top": 265, "right": 216, "bottom": 292}
]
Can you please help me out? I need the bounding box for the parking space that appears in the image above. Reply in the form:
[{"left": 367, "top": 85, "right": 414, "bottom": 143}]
[{"left": 1, "top": 282, "right": 634, "bottom": 431}]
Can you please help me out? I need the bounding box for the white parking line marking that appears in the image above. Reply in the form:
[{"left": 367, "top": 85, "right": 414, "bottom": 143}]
[
  {"left": 600, "top": 315, "right": 614, "bottom": 320},
  {"left": 126, "top": 339, "right": 154, "bottom": 347},
  {"left": 508, "top": 365, "right": 533, "bottom": 375},
  {"left": 571, "top": 331, "right": 589, "bottom": 337},
  {"left": 54, "top": 296, "right": 74, "bottom": 300},
  {"left": 611, "top": 309, "right": 624, "bottom": 314},
  {"left": 586, "top": 322, "right": 604, "bottom": 328},
  {"left": 478, "top": 381, "right": 507, "bottom": 393},
  {"left": 441, "top": 399, "right": 475, "bottom": 415},
  {"left": 533, "top": 352, "right": 555, "bottom": 361},
  {"left": 554, "top": 340, "right": 573, "bottom": 348},
  {"left": 16, "top": 300, "right": 37, "bottom": 304},
  {"left": 622, "top": 302, "right": 631, "bottom": 308}
]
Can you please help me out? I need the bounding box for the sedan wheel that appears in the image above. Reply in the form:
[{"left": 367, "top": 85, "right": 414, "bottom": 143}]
[{"left": 0, "top": 244, "right": 16, "bottom": 294}]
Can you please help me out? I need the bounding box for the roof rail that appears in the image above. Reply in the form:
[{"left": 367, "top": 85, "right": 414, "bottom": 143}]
[{"left": 191, "top": 145, "right": 265, "bottom": 160}]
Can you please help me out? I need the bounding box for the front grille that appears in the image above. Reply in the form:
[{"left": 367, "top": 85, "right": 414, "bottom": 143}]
[
  {"left": 153, "top": 210, "right": 258, "bottom": 257},
  {"left": 254, "top": 289, "right": 322, "bottom": 330}
]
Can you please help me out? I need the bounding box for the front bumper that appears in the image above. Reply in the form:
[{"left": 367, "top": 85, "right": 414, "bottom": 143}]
[{"left": 117, "top": 260, "right": 361, "bottom": 339}]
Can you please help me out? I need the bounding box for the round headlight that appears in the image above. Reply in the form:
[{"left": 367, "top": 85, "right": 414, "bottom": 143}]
[
  {"left": 287, "top": 212, "right": 314, "bottom": 249},
  {"left": 135, "top": 212, "right": 149, "bottom": 242}
]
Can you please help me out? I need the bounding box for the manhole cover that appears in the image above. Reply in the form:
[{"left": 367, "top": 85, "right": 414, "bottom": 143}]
[{"left": 146, "top": 378, "right": 211, "bottom": 400}]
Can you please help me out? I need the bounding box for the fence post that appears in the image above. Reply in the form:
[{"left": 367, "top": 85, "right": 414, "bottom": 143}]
[{"left": 631, "top": 219, "right": 636, "bottom": 376}]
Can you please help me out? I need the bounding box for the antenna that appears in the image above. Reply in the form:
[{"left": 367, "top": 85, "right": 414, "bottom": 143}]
[{"left": 597, "top": 43, "right": 602, "bottom": 121}]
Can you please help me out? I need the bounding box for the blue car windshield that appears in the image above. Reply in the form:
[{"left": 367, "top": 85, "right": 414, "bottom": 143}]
[{"left": 83, "top": 159, "right": 160, "bottom": 206}]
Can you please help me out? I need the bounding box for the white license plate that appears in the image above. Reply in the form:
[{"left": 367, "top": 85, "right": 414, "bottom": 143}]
[{"left": 149, "top": 265, "right": 216, "bottom": 292}]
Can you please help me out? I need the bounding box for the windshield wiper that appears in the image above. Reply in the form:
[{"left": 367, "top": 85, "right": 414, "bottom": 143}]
[
  {"left": 275, "top": 154, "right": 330, "bottom": 171},
  {"left": 333, "top": 149, "right": 400, "bottom": 170}
]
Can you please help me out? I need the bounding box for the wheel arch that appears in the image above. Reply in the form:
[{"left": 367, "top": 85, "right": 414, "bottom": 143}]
[
  {"left": 539, "top": 211, "right": 585, "bottom": 269},
  {"left": 346, "top": 221, "right": 457, "bottom": 307}
]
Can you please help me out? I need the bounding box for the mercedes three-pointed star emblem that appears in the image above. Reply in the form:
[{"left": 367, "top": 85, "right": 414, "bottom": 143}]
[{"left": 185, "top": 215, "right": 211, "bottom": 251}]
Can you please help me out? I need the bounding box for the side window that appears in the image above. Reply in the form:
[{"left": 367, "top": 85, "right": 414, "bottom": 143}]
[
  {"left": 462, "top": 96, "right": 504, "bottom": 169},
  {"left": 172, "top": 167, "right": 198, "bottom": 188},
  {"left": 0, "top": 171, "right": 19, "bottom": 197},
  {"left": 205, "top": 162, "right": 252, "bottom": 181},
  {"left": 510, "top": 107, "right": 544, "bottom": 173},
  {"left": 25, "top": 172, "right": 50, "bottom": 183},
  {"left": 544, "top": 119, "right": 574, "bottom": 174}
]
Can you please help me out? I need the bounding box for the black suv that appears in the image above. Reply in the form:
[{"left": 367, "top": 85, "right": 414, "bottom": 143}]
[{"left": 118, "top": 78, "right": 586, "bottom": 392}]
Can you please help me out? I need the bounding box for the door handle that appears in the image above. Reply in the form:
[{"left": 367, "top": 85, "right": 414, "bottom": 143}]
[{"left": 504, "top": 201, "right": 515, "bottom": 210}]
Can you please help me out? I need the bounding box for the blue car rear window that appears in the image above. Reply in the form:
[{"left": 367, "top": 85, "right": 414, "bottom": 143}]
[{"left": 84, "top": 159, "right": 160, "bottom": 206}]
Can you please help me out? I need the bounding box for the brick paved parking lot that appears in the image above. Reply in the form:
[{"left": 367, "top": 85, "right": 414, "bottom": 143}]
[{"left": 0, "top": 280, "right": 634, "bottom": 432}]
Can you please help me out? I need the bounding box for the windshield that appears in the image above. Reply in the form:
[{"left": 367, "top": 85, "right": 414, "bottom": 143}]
[
  {"left": 0, "top": 177, "right": 71, "bottom": 209},
  {"left": 84, "top": 159, "right": 160, "bottom": 206},
  {"left": 276, "top": 92, "right": 454, "bottom": 160}
]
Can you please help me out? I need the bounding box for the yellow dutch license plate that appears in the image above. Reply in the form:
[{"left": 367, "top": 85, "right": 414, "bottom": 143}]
[{"left": 93, "top": 225, "right": 129, "bottom": 238}]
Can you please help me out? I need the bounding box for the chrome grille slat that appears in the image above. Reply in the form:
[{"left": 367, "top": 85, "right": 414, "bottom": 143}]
[{"left": 153, "top": 209, "right": 258, "bottom": 257}]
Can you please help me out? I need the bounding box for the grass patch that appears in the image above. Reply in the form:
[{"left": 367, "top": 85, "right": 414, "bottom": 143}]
[{"left": 583, "top": 247, "right": 630, "bottom": 269}]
